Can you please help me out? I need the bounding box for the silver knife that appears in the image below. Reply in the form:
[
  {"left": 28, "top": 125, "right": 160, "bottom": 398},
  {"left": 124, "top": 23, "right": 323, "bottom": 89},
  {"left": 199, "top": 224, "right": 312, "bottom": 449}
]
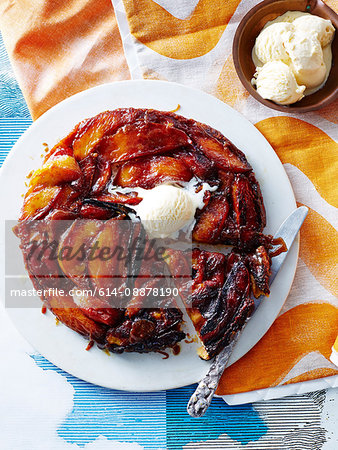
[{"left": 187, "top": 206, "right": 308, "bottom": 418}]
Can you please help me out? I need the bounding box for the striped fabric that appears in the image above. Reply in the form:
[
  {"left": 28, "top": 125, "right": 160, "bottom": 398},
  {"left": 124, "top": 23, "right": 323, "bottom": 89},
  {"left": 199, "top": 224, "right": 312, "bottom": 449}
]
[{"left": 0, "top": 119, "right": 32, "bottom": 165}]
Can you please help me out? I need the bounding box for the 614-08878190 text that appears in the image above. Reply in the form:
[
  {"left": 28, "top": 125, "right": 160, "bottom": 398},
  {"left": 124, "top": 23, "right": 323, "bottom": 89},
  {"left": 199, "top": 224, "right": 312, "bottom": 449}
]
[{"left": 9, "top": 287, "right": 179, "bottom": 299}]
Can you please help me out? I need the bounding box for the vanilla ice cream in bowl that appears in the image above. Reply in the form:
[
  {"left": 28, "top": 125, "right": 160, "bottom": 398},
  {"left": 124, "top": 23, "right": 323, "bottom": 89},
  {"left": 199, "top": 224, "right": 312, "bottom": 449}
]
[{"left": 233, "top": 0, "right": 338, "bottom": 112}]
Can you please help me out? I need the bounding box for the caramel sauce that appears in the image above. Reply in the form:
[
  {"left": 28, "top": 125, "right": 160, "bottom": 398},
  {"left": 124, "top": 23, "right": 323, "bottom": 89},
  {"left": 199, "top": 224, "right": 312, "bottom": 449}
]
[
  {"left": 157, "top": 350, "right": 169, "bottom": 359},
  {"left": 270, "top": 237, "right": 288, "bottom": 257},
  {"left": 172, "top": 344, "right": 181, "bottom": 355},
  {"left": 41, "top": 304, "right": 47, "bottom": 314},
  {"left": 86, "top": 340, "right": 94, "bottom": 351},
  {"left": 184, "top": 333, "right": 199, "bottom": 344},
  {"left": 170, "top": 104, "right": 181, "bottom": 113},
  {"left": 55, "top": 318, "right": 60, "bottom": 326}
]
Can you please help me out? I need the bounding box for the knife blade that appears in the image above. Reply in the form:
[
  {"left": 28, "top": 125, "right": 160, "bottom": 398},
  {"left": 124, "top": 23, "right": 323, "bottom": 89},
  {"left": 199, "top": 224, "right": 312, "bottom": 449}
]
[{"left": 187, "top": 206, "right": 308, "bottom": 418}]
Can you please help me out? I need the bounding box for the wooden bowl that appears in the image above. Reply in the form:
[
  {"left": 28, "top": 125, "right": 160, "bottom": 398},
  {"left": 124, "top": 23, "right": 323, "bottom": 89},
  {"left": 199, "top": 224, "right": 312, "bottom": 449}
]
[{"left": 233, "top": 0, "right": 338, "bottom": 112}]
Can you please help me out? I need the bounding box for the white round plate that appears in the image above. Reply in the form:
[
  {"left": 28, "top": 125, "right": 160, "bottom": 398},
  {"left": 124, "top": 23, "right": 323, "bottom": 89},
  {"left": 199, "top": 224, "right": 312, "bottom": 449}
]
[{"left": 0, "top": 80, "right": 297, "bottom": 391}]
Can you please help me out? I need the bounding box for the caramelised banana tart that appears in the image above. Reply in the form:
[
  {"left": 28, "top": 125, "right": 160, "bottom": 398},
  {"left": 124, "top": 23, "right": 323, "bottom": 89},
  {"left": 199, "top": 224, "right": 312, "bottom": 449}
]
[{"left": 14, "top": 108, "right": 280, "bottom": 360}]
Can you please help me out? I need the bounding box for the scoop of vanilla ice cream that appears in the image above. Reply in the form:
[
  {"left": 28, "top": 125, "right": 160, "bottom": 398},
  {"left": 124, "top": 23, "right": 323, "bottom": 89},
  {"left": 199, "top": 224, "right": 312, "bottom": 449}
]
[
  {"left": 271, "top": 10, "right": 307, "bottom": 23},
  {"left": 254, "top": 22, "right": 293, "bottom": 64},
  {"left": 284, "top": 31, "right": 327, "bottom": 88},
  {"left": 293, "top": 15, "right": 335, "bottom": 47},
  {"left": 135, "top": 184, "right": 196, "bottom": 238},
  {"left": 255, "top": 61, "right": 305, "bottom": 105}
]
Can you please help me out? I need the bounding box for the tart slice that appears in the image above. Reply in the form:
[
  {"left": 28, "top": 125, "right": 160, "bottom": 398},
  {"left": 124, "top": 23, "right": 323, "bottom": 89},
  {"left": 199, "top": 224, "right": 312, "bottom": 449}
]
[{"left": 164, "top": 246, "right": 271, "bottom": 360}]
